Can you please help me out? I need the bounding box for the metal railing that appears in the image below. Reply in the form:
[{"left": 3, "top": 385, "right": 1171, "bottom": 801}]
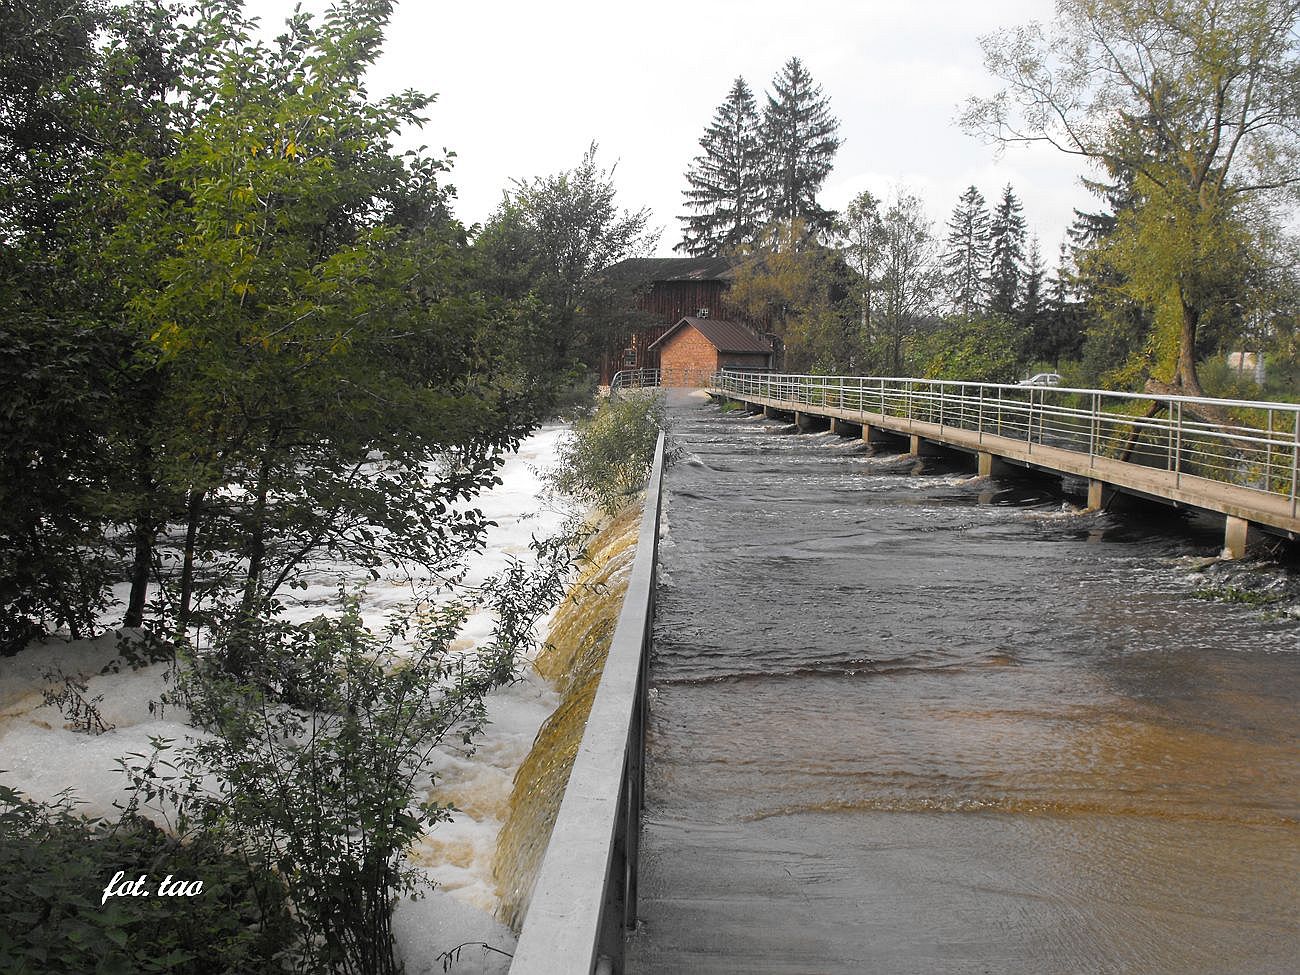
[
  {"left": 609, "top": 366, "right": 719, "bottom": 392},
  {"left": 712, "top": 372, "right": 1300, "bottom": 513},
  {"left": 509, "top": 431, "right": 666, "bottom": 975}
]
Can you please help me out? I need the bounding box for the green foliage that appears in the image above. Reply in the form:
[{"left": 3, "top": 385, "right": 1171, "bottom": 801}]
[
  {"left": 678, "top": 58, "right": 841, "bottom": 253},
  {"left": 2, "top": 0, "right": 557, "bottom": 650},
  {"left": 476, "top": 143, "right": 658, "bottom": 378},
  {"left": 759, "top": 57, "right": 842, "bottom": 236},
  {"left": 965, "top": 0, "right": 1300, "bottom": 394},
  {"left": 941, "top": 186, "right": 992, "bottom": 321},
  {"left": 678, "top": 77, "right": 763, "bottom": 257},
  {"left": 907, "top": 316, "right": 1028, "bottom": 383},
  {"left": 134, "top": 532, "right": 577, "bottom": 975},
  {"left": 729, "top": 219, "right": 859, "bottom": 372},
  {"left": 547, "top": 395, "right": 670, "bottom": 514},
  {"left": 0, "top": 786, "right": 292, "bottom": 975}
]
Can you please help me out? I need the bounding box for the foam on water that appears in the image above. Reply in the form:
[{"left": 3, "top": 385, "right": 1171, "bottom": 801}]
[{"left": 0, "top": 424, "right": 578, "bottom": 970}]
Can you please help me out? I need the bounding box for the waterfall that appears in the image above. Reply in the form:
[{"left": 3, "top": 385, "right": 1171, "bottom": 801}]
[{"left": 491, "top": 500, "right": 644, "bottom": 931}]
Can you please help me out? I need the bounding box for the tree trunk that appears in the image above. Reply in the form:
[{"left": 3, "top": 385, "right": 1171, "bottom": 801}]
[
  {"left": 1175, "top": 286, "right": 1204, "bottom": 396},
  {"left": 175, "top": 488, "right": 206, "bottom": 641},
  {"left": 123, "top": 440, "right": 155, "bottom": 629},
  {"left": 241, "top": 456, "right": 272, "bottom": 616}
]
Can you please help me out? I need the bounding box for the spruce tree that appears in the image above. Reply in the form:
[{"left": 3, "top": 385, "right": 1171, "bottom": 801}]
[
  {"left": 988, "top": 183, "right": 1026, "bottom": 317},
  {"left": 758, "top": 57, "right": 842, "bottom": 237},
  {"left": 941, "top": 185, "right": 991, "bottom": 320},
  {"left": 677, "top": 77, "right": 762, "bottom": 256},
  {"left": 1020, "top": 237, "right": 1050, "bottom": 359}
]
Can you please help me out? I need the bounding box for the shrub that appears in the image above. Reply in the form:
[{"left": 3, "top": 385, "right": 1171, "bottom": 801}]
[
  {"left": 129, "top": 531, "right": 579, "bottom": 975},
  {"left": 0, "top": 786, "right": 292, "bottom": 975},
  {"left": 546, "top": 394, "right": 671, "bottom": 514}
]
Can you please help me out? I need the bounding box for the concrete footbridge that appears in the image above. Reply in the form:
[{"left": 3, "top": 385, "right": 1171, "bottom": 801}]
[{"left": 706, "top": 371, "right": 1300, "bottom": 559}]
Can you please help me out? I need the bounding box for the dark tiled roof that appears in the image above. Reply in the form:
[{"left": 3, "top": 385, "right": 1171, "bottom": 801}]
[
  {"left": 648, "top": 317, "right": 774, "bottom": 354},
  {"left": 600, "top": 256, "right": 748, "bottom": 283}
]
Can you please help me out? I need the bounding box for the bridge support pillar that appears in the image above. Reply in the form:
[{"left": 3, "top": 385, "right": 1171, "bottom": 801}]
[
  {"left": 762, "top": 405, "right": 777, "bottom": 419},
  {"left": 909, "top": 435, "right": 942, "bottom": 456},
  {"left": 977, "top": 452, "right": 1009, "bottom": 478},
  {"left": 829, "top": 417, "right": 848, "bottom": 435},
  {"left": 1085, "top": 479, "right": 1108, "bottom": 511},
  {"left": 861, "top": 423, "right": 889, "bottom": 446},
  {"left": 795, "top": 411, "right": 821, "bottom": 432},
  {"left": 1222, "top": 516, "right": 1256, "bottom": 560}
]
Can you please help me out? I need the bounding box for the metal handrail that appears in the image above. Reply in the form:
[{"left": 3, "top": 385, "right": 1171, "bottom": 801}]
[
  {"left": 610, "top": 367, "right": 721, "bottom": 392},
  {"left": 711, "top": 372, "right": 1300, "bottom": 513},
  {"left": 509, "top": 431, "right": 666, "bottom": 975},
  {"left": 609, "top": 368, "right": 660, "bottom": 392}
]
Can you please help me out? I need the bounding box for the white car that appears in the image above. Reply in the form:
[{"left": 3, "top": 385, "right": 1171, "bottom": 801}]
[{"left": 1017, "top": 372, "right": 1062, "bottom": 387}]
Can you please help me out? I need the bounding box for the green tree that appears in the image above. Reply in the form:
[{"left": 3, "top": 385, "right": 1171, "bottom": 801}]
[
  {"left": 759, "top": 57, "right": 842, "bottom": 236},
  {"left": 877, "top": 191, "right": 944, "bottom": 373},
  {"left": 729, "top": 219, "right": 855, "bottom": 371},
  {"left": 0, "top": 0, "right": 181, "bottom": 648},
  {"left": 941, "top": 185, "right": 991, "bottom": 321},
  {"left": 838, "top": 189, "right": 886, "bottom": 346},
  {"left": 964, "top": 0, "right": 1300, "bottom": 394},
  {"left": 988, "top": 183, "right": 1026, "bottom": 317},
  {"left": 678, "top": 77, "right": 763, "bottom": 256},
  {"left": 477, "top": 143, "right": 657, "bottom": 376},
  {"left": 908, "top": 315, "right": 1028, "bottom": 382}
]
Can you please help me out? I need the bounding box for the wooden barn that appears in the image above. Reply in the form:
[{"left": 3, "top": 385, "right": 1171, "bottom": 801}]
[
  {"left": 595, "top": 256, "right": 773, "bottom": 382},
  {"left": 648, "top": 315, "right": 775, "bottom": 384}
]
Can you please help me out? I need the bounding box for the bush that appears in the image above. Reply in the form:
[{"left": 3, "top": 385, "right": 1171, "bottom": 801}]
[
  {"left": 130, "top": 530, "right": 579, "bottom": 975},
  {"left": 546, "top": 394, "right": 671, "bottom": 514},
  {"left": 0, "top": 786, "right": 292, "bottom": 975}
]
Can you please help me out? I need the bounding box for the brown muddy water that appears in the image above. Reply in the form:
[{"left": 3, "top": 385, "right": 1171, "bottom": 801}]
[{"left": 625, "top": 393, "right": 1299, "bottom": 975}]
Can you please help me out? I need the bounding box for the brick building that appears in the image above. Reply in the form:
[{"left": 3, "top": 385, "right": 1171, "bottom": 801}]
[
  {"left": 596, "top": 256, "right": 773, "bottom": 382},
  {"left": 648, "top": 316, "right": 775, "bottom": 385}
]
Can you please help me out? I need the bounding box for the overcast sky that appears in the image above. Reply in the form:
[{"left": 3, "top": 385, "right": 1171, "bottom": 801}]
[{"left": 242, "top": 0, "right": 1096, "bottom": 262}]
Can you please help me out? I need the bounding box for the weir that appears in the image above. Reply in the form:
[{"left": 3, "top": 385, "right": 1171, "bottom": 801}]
[
  {"left": 711, "top": 372, "right": 1300, "bottom": 559},
  {"left": 506, "top": 432, "right": 666, "bottom": 975},
  {"left": 623, "top": 390, "right": 1299, "bottom": 973}
]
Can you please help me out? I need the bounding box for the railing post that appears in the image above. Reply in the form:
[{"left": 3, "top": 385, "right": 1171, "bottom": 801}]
[
  {"left": 1266, "top": 408, "right": 1274, "bottom": 490},
  {"left": 1174, "top": 400, "right": 1183, "bottom": 484},
  {"left": 1292, "top": 411, "right": 1299, "bottom": 516},
  {"left": 1090, "top": 393, "right": 1099, "bottom": 466}
]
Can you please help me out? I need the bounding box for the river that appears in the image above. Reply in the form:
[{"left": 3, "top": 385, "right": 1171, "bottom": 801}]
[{"left": 625, "top": 391, "right": 1299, "bottom": 974}]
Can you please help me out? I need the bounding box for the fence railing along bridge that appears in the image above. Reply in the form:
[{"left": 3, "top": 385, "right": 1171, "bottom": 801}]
[{"left": 709, "top": 371, "right": 1299, "bottom": 558}]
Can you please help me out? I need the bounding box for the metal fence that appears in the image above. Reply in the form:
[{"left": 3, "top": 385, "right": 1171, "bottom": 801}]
[
  {"left": 609, "top": 367, "right": 718, "bottom": 392},
  {"left": 712, "top": 372, "right": 1300, "bottom": 512},
  {"left": 509, "top": 431, "right": 666, "bottom": 975}
]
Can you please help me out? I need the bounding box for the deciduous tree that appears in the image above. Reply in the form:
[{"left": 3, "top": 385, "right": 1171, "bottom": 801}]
[{"left": 964, "top": 0, "right": 1300, "bottom": 394}]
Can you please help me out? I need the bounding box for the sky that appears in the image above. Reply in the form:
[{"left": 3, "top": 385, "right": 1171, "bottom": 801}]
[{"left": 240, "top": 0, "right": 1097, "bottom": 262}]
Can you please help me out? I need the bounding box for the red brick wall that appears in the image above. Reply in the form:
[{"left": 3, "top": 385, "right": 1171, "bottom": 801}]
[{"left": 658, "top": 326, "right": 720, "bottom": 378}]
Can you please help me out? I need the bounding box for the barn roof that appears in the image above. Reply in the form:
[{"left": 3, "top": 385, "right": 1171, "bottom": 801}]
[
  {"left": 600, "top": 256, "right": 747, "bottom": 284},
  {"left": 647, "top": 317, "right": 774, "bottom": 354}
]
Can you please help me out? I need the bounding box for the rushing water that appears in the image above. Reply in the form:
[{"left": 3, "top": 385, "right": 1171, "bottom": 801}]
[{"left": 625, "top": 391, "right": 1299, "bottom": 975}]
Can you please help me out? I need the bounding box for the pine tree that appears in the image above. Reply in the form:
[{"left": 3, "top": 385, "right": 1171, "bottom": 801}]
[
  {"left": 1044, "top": 242, "right": 1087, "bottom": 364},
  {"left": 941, "top": 186, "right": 991, "bottom": 320},
  {"left": 677, "top": 77, "right": 762, "bottom": 256},
  {"left": 988, "top": 183, "right": 1026, "bottom": 317},
  {"left": 1020, "top": 236, "right": 1050, "bottom": 360},
  {"left": 758, "top": 57, "right": 842, "bottom": 237}
]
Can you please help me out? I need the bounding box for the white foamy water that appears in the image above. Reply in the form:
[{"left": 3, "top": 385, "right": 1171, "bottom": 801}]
[{"left": 0, "top": 424, "right": 574, "bottom": 974}]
